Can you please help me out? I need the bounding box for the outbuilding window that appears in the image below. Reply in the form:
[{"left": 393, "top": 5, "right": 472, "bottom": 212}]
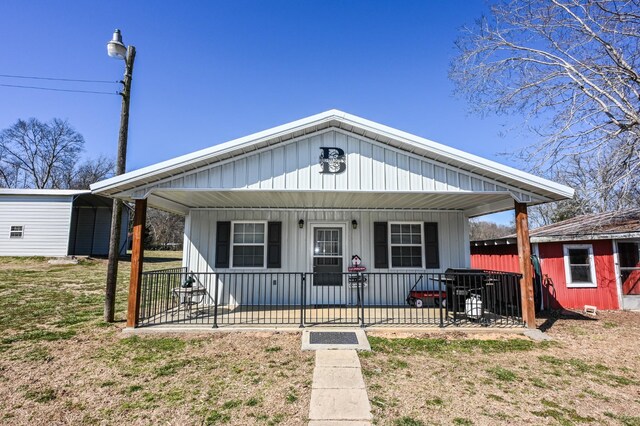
[
  {"left": 563, "top": 244, "right": 597, "bottom": 288},
  {"left": 231, "top": 222, "right": 267, "bottom": 268},
  {"left": 389, "top": 223, "right": 423, "bottom": 268},
  {"left": 9, "top": 225, "right": 24, "bottom": 239}
]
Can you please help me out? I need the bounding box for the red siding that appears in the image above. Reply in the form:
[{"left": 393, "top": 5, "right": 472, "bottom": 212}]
[
  {"left": 471, "top": 240, "right": 620, "bottom": 310},
  {"left": 538, "top": 240, "right": 619, "bottom": 310},
  {"left": 470, "top": 245, "right": 520, "bottom": 273}
]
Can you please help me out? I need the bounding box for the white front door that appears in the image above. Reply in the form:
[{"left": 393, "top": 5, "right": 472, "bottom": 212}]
[{"left": 310, "top": 224, "right": 346, "bottom": 305}]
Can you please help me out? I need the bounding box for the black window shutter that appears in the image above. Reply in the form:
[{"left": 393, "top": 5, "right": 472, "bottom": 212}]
[
  {"left": 267, "top": 221, "right": 282, "bottom": 268},
  {"left": 424, "top": 222, "right": 440, "bottom": 269},
  {"left": 215, "top": 221, "right": 231, "bottom": 268},
  {"left": 373, "top": 222, "right": 389, "bottom": 269}
]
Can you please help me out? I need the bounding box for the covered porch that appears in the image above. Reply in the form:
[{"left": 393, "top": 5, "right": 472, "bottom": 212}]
[{"left": 123, "top": 189, "right": 534, "bottom": 329}]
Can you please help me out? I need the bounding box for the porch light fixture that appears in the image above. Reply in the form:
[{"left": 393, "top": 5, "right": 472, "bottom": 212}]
[
  {"left": 298, "top": 219, "right": 304, "bottom": 229},
  {"left": 352, "top": 220, "right": 358, "bottom": 229}
]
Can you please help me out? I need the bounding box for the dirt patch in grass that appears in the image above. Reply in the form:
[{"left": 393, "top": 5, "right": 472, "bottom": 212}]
[
  {"left": 362, "top": 310, "right": 640, "bottom": 425},
  {"left": 0, "top": 254, "right": 313, "bottom": 425}
]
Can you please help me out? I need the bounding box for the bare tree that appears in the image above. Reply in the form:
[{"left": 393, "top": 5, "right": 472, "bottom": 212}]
[
  {"left": 146, "top": 208, "right": 185, "bottom": 249},
  {"left": 531, "top": 151, "right": 640, "bottom": 225},
  {"left": 0, "top": 118, "right": 84, "bottom": 189},
  {"left": 0, "top": 118, "right": 115, "bottom": 190},
  {"left": 469, "top": 220, "right": 515, "bottom": 241},
  {"left": 451, "top": 0, "right": 640, "bottom": 215},
  {"left": 62, "top": 155, "right": 115, "bottom": 190},
  {"left": 0, "top": 144, "right": 18, "bottom": 188}
]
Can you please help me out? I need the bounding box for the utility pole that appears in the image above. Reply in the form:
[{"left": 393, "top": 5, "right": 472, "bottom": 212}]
[{"left": 105, "top": 30, "right": 136, "bottom": 322}]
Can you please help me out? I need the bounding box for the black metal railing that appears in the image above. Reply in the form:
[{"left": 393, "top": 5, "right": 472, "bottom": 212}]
[{"left": 137, "top": 269, "right": 523, "bottom": 327}]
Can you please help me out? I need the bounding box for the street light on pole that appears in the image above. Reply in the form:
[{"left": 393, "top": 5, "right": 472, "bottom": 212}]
[{"left": 104, "top": 29, "right": 136, "bottom": 322}]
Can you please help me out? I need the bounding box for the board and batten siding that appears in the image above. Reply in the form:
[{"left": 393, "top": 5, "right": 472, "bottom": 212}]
[
  {"left": 0, "top": 195, "right": 73, "bottom": 257},
  {"left": 130, "top": 130, "right": 534, "bottom": 202},
  {"left": 182, "top": 209, "right": 469, "bottom": 305}
]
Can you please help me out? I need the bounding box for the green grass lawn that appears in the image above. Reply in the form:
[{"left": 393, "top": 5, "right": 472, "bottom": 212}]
[
  {"left": 363, "top": 313, "right": 640, "bottom": 426},
  {"left": 1, "top": 254, "right": 639, "bottom": 425},
  {"left": 0, "top": 253, "right": 313, "bottom": 425}
]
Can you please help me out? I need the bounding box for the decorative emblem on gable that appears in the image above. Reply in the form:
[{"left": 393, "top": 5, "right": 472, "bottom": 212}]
[{"left": 319, "top": 147, "right": 346, "bottom": 174}]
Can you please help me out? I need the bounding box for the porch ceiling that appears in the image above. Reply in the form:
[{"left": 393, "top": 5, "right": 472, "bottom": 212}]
[{"left": 144, "top": 189, "right": 517, "bottom": 217}]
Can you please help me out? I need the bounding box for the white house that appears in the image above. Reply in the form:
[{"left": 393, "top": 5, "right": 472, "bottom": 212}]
[
  {"left": 91, "top": 110, "right": 574, "bottom": 328},
  {"left": 0, "top": 189, "right": 128, "bottom": 257}
]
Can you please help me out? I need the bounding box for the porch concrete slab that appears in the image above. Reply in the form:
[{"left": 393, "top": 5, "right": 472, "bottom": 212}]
[
  {"left": 308, "top": 388, "right": 372, "bottom": 421},
  {"left": 315, "top": 349, "right": 361, "bottom": 368},
  {"left": 308, "top": 421, "right": 371, "bottom": 425},
  {"left": 312, "top": 366, "right": 365, "bottom": 389},
  {"left": 302, "top": 329, "right": 371, "bottom": 351}
]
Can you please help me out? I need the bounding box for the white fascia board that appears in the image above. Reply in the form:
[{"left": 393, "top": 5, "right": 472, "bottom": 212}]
[
  {"left": 0, "top": 189, "right": 90, "bottom": 196},
  {"left": 91, "top": 109, "right": 574, "bottom": 200}
]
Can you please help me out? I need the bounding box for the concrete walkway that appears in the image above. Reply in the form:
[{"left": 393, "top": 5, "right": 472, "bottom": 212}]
[{"left": 308, "top": 350, "right": 372, "bottom": 425}]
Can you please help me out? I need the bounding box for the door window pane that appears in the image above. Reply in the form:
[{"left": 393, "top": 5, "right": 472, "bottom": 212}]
[{"left": 314, "top": 228, "right": 342, "bottom": 256}]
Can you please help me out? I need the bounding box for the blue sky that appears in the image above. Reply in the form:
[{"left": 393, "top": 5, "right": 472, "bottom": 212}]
[{"left": 0, "top": 1, "right": 530, "bottom": 224}]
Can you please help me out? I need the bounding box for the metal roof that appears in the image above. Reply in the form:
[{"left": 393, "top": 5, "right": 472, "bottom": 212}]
[
  {"left": 472, "top": 209, "right": 640, "bottom": 245},
  {"left": 90, "top": 109, "right": 574, "bottom": 202}
]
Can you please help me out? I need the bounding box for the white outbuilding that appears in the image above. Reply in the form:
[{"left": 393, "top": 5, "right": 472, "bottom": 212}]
[{"left": 0, "top": 189, "right": 128, "bottom": 257}]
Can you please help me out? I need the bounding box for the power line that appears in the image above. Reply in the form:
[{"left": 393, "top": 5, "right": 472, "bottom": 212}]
[
  {"left": 0, "top": 83, "right": 118, "bottom": 95},
  {"left": 0, "top": 73, "right": 117, "bottom": 84}
]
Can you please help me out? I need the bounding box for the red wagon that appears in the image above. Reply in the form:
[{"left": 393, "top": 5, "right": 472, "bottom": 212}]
[{"left": 406, "top": 276, "right": 447, "bottom": 308}]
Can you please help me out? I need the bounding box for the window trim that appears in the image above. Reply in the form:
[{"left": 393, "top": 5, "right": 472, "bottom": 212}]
[
  {"left": 563, "top": 244, "right": 597, "bottom": 288},
  {"left": 9, "top": 225, "right": 24, "bottom": 239},
  {"left": 230, "top": 220, "right": 268, "bottom": 269},
  {"left": 388, "top": 221, "right": 424, "bottom": 270}
]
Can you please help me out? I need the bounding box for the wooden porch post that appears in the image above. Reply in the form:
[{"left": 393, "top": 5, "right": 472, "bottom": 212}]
[
  {"left": 127, "top": 199, "right": 147, "bottom": 328},
  {"left": 515, "top": 201, "right": 535, "bottom": 328}
]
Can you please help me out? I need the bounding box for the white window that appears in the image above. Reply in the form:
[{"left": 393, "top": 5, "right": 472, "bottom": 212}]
[
  {"left": 231, "top": 222, "right": 267, "bottom": 268},
  {"left": 563, "top": 244, "right": 597, "bottom": 288},
  {"left": 9, "top": 225, "right": 24, "bottom": 239},
  {"left": 389, "top": 222, "right": 423, "bottom": 268}
]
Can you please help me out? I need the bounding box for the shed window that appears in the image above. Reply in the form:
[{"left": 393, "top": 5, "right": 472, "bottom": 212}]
[
  {"left": 389, "top": 223, "right": 423, "bottom": 268},
  {"left": 563, "top": 244, "right": 597, "bottom": 288},
  {"left": 231, "top": 222, "right": 266, "bottom": 268},
  {"left": 9, "top": 226, "right": 23, "bottom": 239}
]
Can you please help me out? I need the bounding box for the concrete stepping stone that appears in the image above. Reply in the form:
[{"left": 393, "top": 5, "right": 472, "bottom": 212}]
[
  {"left": 312, "top": 366, "right": 366, "bottom": 389},
  {"left": 315, "top": 349, "right": 361, "bottom": 368},
  {"left": 308, "top": 349, "right": 372, "bottom": 424}
]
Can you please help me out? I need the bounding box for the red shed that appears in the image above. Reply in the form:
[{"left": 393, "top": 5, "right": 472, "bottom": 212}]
[{"left": 471, "top": 209, "right": 640, "bottom": 311}]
